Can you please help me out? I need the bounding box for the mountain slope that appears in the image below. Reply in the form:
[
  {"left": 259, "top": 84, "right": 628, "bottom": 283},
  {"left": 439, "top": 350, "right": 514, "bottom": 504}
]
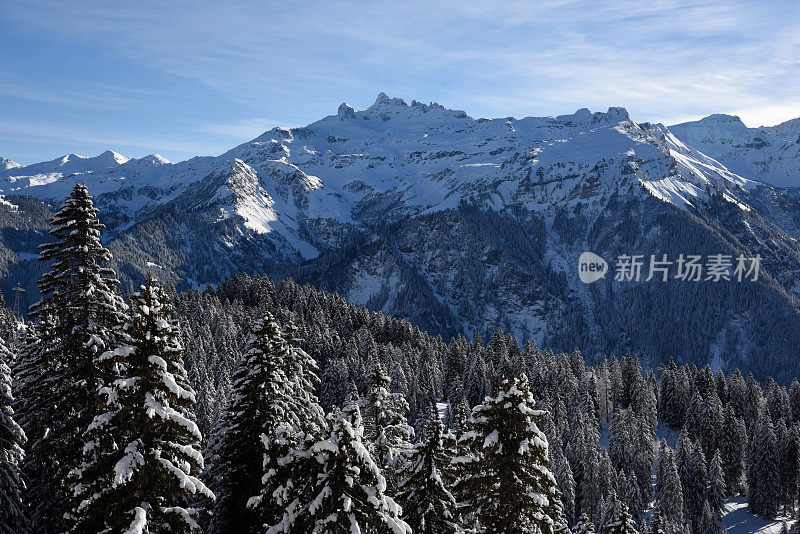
[
  {"left": 1, "top": 94, "right": 799, "bottom": 379},
  {"left": 670, "top": 114, "right": 800, "bottom": 188}
]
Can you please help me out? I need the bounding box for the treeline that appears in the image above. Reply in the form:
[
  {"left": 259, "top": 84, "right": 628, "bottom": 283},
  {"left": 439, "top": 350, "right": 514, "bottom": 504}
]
[{"left": 1, "top": 184, "right": 799, "bottom": 533}]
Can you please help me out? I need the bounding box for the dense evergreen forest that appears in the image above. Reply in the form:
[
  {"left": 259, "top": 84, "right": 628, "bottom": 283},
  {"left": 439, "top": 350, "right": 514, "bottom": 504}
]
[{"left": 1, "top": 184, "right": 799, "bottom": 533}]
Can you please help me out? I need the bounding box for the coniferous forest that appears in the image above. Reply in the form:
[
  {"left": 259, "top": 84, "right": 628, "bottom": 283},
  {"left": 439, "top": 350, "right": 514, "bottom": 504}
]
[{"left": 2, "top": 184, "right": 800, "bottom": 534}]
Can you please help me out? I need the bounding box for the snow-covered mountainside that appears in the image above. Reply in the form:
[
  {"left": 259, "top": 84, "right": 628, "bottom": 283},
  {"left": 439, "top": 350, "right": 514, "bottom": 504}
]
[
  {"left": 1, "top": 94, "right": 800, "bottom": 379},
  {"left": 1, "top": 157, "right": 20, "bottom": 170},
  {"left": 670, "top": 114, "right": 800, "bottom": 188}
]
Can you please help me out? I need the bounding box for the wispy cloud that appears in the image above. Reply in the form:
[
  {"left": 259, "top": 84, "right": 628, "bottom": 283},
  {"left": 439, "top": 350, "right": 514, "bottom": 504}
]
[
  {"left": 0, "top": 71, "right": 168, "bottom": 109},
  {"left": 1, "top": 0, "right": 799, "bottom": 162}
]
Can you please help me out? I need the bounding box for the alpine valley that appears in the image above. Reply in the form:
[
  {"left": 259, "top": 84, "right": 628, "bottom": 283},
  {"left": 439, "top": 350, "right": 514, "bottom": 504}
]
[{"left": 2, "top": 94, "right": 800, "bottom": 379}]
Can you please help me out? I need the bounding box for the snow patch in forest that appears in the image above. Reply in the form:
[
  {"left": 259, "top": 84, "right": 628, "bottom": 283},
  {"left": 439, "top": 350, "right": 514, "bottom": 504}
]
[
  {"left": 436, "top": 401, "right": 448, "bottom": 422},
  {"left": 724, "top": 498, "right": 795, "bottom": 534}
]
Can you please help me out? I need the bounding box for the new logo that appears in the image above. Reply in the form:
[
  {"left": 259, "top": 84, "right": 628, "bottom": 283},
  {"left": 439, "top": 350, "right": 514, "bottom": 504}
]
[{"left": 578, "top": 252, "right": 608, "bottom": 284}]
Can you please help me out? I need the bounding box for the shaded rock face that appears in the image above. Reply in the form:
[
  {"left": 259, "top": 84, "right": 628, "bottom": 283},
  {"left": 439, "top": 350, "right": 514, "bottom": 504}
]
[{"left": 1, "top": 95, "right": 800, "bottom": 379}]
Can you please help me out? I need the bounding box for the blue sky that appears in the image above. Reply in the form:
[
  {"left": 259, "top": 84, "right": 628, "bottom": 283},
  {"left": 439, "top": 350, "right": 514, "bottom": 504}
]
[{"left": 1, "top": 0, "right": 798, "bottom": 164}]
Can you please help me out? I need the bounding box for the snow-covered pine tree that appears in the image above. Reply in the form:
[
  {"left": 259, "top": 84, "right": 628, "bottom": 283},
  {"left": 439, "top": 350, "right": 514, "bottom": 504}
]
[
  {"left": 648, "top": 510, "right": 663, "bottom": 534},
  {"left": 707, "top": 450, "right": 726, "bottom": 532},
  {"left": 361, "top": 363, "right": 415, "bottom": 485},
  {"left": 550, "top": 435, "right": 576, "bottom": 525},
  {"left": 0, "top": 336, "right": 27, "bottom": 533},
  {"left": 209, "top": 314, "right": 293, "bottom": 532},
  {"left": 687, "top": 389, "right": 724, "bottom": 463},
  {"left": 719, "top": 405, "right": 747, "bottom": 496},
  {"left": 654, "top": 448, "right": 684, "bottom": 534},
  {"left": 453, "top": 375, "right": 558, "bottom": 534},
  {"left": 577, "top": 446, "right": 603, "bottom": 522},
  {"left": 280, "top": 319, "right": 327, "bottom": 433},
  {"left": 295, "top": 401, "right": 411, "bottom": 533},
  {"left": 446, "top": 397, "right": 471, "bottom": 438},
  {"left": 790, "top": 380, "right": 800, "bottom": 424},
  {"left": 395, "top": 405, "right": 459, "bottom": 534},
  {"left": 747, "top": 411, "right": 780, "bottom": 518},
  {"left": 444, "top": 337, "right": 468, "bottom": 402},
  {"left": 22, "top": 183, "right": 126, "bottom": 531},
  {"left": 9, "top": 319, "right": 56, "bottom": 531},
  {"left": 618, "top": 470, "right": 644, "bottom": 524},
  {"left": 777, "top": 421, "right": 800, "bottom": 516},
  {"left": 574, "top": 513, "right": 596, "bottom": 534},
  {"left": 699, "top": 499, "right": 723, "bottom": 534},
  {"left": 212, "top": 312, "right": 326, "bottom": 533},
  {"left": 548, "top": 488, "right": 571, "bottom": 534},
  {"left": 653, "top": 441, "right": 667, "bottom": 500},
  {"left": 597, "top": 451, "right": 618, "bottom": 514},
  {"left": 320, "top": 357, "right": 350, "bottom": 411},
  {"left": 598, "top": 494, "right": 639, "bottom": 534},
  {"left": 464, "top": 349, "right": 490, "bottom": 408},
  {"left": 658, "top": 360, "right": 688, "bottom": 430},
  {"left": 69, "top": 280, "right": 213, "bottom": 532},
  {"left": 264, "top": 329, "right": 332, "bottom": 533},
  {"left": 676, "top": 431, "right": 706, "bottom": 532}
]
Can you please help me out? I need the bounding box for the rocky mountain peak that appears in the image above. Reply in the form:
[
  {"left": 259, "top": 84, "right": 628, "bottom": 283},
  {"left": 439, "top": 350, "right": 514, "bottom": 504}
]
[
  {"left": 1, "top": 157, "right": 20, "bottom": 170},
  {"left": 367, "top": 91, "right": 409, "bottom": 112}
]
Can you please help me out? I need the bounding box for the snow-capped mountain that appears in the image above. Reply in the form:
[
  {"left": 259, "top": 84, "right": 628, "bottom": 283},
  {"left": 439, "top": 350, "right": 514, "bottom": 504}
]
[
  {"left": 1, "top": 94, "right": 799, "bottom": 379},
  {"left": 1, "top": 157, "right": 20, "bottom": 170},
  {"left": 0, "top": 94, "right": 766, "bottom": 252},
  {"left": 670, "top": 114, "right": 800, "bottom": 188}
]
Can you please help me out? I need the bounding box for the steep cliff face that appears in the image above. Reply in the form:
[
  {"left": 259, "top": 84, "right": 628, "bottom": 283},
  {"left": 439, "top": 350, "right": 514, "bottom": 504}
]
[{"left": 1, "top": 94, "right": 799, "bottom": 377}]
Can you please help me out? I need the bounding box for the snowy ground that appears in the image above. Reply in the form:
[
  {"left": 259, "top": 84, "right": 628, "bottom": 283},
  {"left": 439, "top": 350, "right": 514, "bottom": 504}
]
[
  {"left": 436, "top": 401, "right": 448, "bottom": 422},
  {"left": 724, "top": 498, "right": 795, "bottom": 534}
]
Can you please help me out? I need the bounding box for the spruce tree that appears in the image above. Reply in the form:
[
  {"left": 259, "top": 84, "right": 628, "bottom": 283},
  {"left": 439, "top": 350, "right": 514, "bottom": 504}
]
[
  {"left": 706, "top": 451, "right": 726, "bottom": 534},
  {"left": 263, "top": 318, "right": 328, "bottom": 531},
  {"left": 213, "top": 313, "right": 326, "bottom": 533},
  {"left": 747, "top": 411, "right": 780, "bottom": 518},
  {"left": 395, "top": 405, "right": 459, "bottom": 534},
  {"left": 719, "top": 406, "right": 747, "bottom": 496},
  {"left": 574, "top": 514, "right": 596, "bottom": 534},
  {"left": 654, "top": 448, "right": 684, "bottom": 534},
  {"left": 777, "top": 422, "right": 800, "bottom": 515},
  {"left": 209, "top": 314, "right": 291, "bottom": 532},
  {"left": 598, "top": 494, "right": 639, "bottom": 534},
  {"left": 789, "top": 379, "right": 800, "bottom": 423},
  {"left": 69, "top": 280, "right": 213, "bottom": 532},
  {"left": 649, "top": 510, "right": 663, "bottom": 534},
  {"left": 11, "top": 317, "right": 58, "bottom": 530},
  {"left": 361, "top": 363, "right": 415, "bottom": 485},
  {"left": 22, "top": 183, "right": 126, "bottom": 532},
  {"left": 549, "top": 489, "right": 571, "bottom": 534},
  {"left": 453, "top": 375, "right": 558, "bottom": 534},
  {"left": 446, "top": 397, "right": 471, "bottom": 437},
  {"left": 697, "top": 498, "right": 724, "bottom": 534},
  {"left": 676, "top": 432, "right": 706, "bottom": 533},
  {"left": 551, "top": 435, "right": 576, "bottom": 525},
  {"left": 0, "top": 336, "right": 27, "bottom": 533},
  {"left": 295, "top": 401, "right": 411, "bottom": 533}
]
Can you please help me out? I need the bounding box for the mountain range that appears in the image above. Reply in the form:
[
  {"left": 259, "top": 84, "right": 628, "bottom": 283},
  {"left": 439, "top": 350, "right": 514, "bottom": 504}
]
[{"left": 1, "top": 93, "right": 799, "bottom": 379}]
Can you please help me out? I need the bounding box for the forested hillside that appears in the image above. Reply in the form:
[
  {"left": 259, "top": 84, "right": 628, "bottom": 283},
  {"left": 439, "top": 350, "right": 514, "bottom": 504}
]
[{"left": 2, "top": 184, "right": 800, "bottom": 533}]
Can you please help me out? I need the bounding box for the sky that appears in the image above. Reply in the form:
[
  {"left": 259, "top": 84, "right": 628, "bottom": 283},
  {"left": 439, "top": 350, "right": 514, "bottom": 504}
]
[{"left": 1, "top": 0, "right": 799, "bottom": 164}]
